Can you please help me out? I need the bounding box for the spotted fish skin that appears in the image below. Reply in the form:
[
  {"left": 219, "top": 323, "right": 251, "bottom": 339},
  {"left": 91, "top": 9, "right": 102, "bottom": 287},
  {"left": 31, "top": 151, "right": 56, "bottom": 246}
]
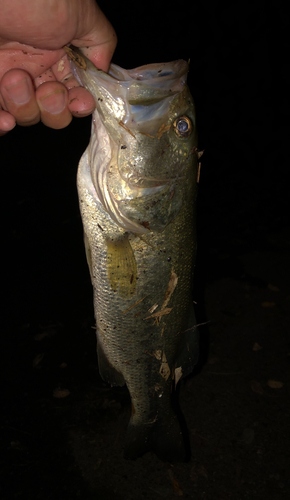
[{"left": 71, "top": 48, "right": 199, "bottom": 461}]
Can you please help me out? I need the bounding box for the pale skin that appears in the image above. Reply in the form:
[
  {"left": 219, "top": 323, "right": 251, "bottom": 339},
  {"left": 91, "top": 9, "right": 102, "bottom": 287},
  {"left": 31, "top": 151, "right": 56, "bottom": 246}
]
[{"left": 0, "top": 0, "right": 117, "bottom": 136}]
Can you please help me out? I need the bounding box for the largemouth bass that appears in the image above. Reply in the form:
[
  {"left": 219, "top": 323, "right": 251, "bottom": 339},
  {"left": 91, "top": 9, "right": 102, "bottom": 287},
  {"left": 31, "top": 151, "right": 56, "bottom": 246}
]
[{"left": 70, "top": 48, "right": 200, "bottom": 461}]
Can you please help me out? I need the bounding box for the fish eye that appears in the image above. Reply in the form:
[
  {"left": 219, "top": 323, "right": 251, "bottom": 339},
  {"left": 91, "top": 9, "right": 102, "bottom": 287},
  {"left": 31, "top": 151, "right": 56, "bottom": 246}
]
[{"left": 173, "top": 116, "right": 192, "bottom": 138}]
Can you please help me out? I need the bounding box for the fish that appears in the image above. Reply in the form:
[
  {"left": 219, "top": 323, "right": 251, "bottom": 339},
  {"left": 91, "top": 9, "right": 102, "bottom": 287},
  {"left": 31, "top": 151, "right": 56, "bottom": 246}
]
[{"left": 69, "top": 47, "right": 200, "bottom": 461}]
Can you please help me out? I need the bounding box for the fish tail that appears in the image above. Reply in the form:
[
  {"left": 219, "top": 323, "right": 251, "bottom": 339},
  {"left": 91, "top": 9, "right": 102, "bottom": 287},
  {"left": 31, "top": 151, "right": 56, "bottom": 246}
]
[{"left": 123, "top": 411, "right": 188, "bottom": 462}]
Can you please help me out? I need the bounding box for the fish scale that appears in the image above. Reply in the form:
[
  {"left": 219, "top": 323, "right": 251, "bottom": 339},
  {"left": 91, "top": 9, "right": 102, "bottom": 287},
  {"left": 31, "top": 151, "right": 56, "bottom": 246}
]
[{"left": 70, "top": 47, "right": 200, "bottom": 461}]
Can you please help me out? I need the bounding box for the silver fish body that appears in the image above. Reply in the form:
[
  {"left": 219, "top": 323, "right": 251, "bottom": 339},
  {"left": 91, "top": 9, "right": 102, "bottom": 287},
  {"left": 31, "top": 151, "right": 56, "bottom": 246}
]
[{"left": 70, "top": 49, "right": 199, "bottom": 461}]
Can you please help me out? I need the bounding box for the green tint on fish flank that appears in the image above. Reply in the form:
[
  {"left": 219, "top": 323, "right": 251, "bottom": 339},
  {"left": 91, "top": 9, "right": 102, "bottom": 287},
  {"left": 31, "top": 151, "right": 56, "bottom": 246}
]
[{"left": 106, "top": 234, "right": 137, "bottom": 298}]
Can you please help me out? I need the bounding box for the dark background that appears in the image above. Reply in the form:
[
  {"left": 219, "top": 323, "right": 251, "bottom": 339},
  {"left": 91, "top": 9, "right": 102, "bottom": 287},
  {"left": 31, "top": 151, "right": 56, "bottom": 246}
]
[{"left": 1, "top": 1, "right": 289, "bottom": 499}]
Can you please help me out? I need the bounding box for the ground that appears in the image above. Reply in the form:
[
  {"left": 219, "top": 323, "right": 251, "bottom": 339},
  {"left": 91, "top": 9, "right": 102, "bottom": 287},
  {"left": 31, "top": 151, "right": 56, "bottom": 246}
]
[
  {"left": 1, "top": 3, "right": 289, "bottom": 497},
  {"left": 1, "top": 118, "right": 289, "bottom": 499}
]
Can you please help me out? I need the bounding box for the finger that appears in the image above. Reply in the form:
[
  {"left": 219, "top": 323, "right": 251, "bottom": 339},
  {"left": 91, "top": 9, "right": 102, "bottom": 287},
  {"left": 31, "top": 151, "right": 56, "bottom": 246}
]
[
  {"left": 67, "top": 86, "right": 95, "bottom": 117},
  {"left": 35, "top": 58, "right": 78, "bottom": 91},
  {"left": 51, "top": 55, "right": 79, "bottom": 90},
  {"left": 0, "top": 108, "right": 16, "bottom": 136},
  {"left": 0, "top": 43, "right": 65, "bottom": 79},
  {"left": 34, "top": 68, "right": 56, "bottom": 88},
  {"left": 36, "top": 81, "right": 72, "bottom": 129},
  {"left": 0, "top": 69, "right": 40, "bottom": 126},
  {"left": 72, "top": 3, "right": 117, "bottom": 72},
  {"left": 50, "top": 57, "right": 96, "bottom": 117},
  {"left": 80, "top": 40, "right": 117, "bottom": 73}
]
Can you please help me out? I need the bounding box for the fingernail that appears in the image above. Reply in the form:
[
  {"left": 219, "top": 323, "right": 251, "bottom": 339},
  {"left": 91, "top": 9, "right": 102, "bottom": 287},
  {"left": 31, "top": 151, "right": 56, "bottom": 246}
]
[
  {"left": 39, "top": 90, "right": 66, "bottom": 114},
  {"left": 4, "top": 78, "right": 31, "bottom": 105}
]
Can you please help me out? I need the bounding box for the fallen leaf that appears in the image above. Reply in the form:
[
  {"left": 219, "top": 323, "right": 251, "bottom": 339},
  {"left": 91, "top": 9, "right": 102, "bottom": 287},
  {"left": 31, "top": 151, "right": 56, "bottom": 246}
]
[
  {"left": 156, "top": 123, "right": 171, "bottom": 140},
  {"left": 190, "top": 464, "right": 208, "bottom": 482},
  {"left": 64, "top": 45, "right": 86, "bottom": 69},
  {"left": 267, "top": 380, "right": 283, "bottom": 389},
  {"left": 153, "top": 350, "right": 162, "bottom": 360},
  {"left": 198, "top": 465, "right": 208, "bottom": 479},
  {"left": 93, "top": 459, "right": 102, "bottom": 470},
  {"left": 122, "top": 296, "right": 147, "bottom": 315},
  {"left": 208, "top": 356, "right": 220, "bottom": 365},
  {"left": 251, "top": 380, "right": 263, "bottom": 395},
  {"left": 267, "top": 283, "right": 280, "bottom": 292},
  {"left": 143, "top": 307, "right": 173, "bottom": 320},
  {"left": 167, "top": 468, "right": 183, "bottom": 496},
  {"left": 242, "top": 428, "right": 255, "bottom": 444},
  {"left": 57, "top": 58, "right": 65, "bottom": 72},
  {"left": 261, "top": 302, "right": 276, "bottom": 307},
  {"left": 159, "top": 352, "right": 171, "bottom": 381},
  {"left": 161, "top": 269, "right": 178, "bottom": 310},
  {"left": 34, "top": 326, "right": 58, "bottom": 341},
  {"left": 32, "top": 353, "right": 44, "bottom": 367},
  {"left": 175, "top": 366, "right": 183, "bottom": 387},
  {"left": 148, "top": 303, "right": 158, "bottom": 314},
  {"left": 34, "top": 332, "right": 49, "bottom": 341},
  {"left": 53, "top": 387, "right": 71, "bottom": 398},
  {"left": 190, "top": 467, "right": 198, "bottom": 483},
  {"left": 10, "top": 440, "right": 22, "bottom": 449},
  {"left": 102, "top": 399, "right": 122, "bottom": 410},
  {"left": 197, "top": 162, "right": 201, "bottom": 183},
  {"left": 252, "top": 342, "right": 263, "bottom": 351}
]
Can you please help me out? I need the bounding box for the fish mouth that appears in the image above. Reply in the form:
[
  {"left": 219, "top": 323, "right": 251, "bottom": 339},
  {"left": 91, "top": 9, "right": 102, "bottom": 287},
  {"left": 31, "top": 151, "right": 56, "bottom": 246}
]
[
  {"left": 71, "top": 53, "right": 189, "bottom": 136},
  {"left": 108, "top": 60, "right": 188, "bottom": 104},
  {"left": 109, "top": 60, "right": 187, "bottom": 81},
  {"left": 104, "top": 60, "right": 189, "bottom": 135},
  {"left": 71, "top": 50, "right": 191, "bottom": 233},
  {"left": 85, "top": 59, "right": 188, "bottom": 94}
]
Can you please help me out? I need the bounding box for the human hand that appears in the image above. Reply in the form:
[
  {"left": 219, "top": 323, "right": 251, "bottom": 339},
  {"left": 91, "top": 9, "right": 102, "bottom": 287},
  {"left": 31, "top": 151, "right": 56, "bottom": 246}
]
[{"left": 0, "top": 0, "right": 117, "bottom": 136}]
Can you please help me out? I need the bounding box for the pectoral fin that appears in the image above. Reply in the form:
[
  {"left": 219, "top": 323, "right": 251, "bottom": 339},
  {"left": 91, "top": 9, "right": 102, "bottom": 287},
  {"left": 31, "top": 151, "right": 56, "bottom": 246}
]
[{"left": 106, "top": 233, "right": 137, "bottom": 299}]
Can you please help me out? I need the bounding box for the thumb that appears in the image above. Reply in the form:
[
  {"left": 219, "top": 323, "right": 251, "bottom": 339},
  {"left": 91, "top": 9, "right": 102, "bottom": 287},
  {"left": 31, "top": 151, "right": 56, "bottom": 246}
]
[{"left": 71, "top": 2, "right": 117, "bottom": 72}]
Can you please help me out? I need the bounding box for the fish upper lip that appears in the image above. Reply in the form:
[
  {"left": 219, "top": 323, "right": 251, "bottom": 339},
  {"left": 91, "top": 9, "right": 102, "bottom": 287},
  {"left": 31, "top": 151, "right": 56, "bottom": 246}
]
[
  {"left": 102, "top": 61, "right": 189, "bottom": 107},
  {"left": 108, "top": 60, "right": 189, "bottom": 84}
]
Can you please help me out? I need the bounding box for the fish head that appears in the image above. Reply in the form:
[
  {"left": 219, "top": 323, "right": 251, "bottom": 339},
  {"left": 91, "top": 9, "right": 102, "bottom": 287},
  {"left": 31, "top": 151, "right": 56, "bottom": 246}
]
[{"left": 71, "top": 51, "right": 198, "bottom": 233}]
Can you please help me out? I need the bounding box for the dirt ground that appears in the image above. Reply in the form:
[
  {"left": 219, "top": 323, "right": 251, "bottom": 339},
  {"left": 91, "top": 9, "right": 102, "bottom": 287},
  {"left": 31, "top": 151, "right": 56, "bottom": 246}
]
[
  {"left": 1, "top": 3, "right": 289, "bottom": 498},
  {"left": 1, "top": 116, "right": 289, "bottom": 499}
]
